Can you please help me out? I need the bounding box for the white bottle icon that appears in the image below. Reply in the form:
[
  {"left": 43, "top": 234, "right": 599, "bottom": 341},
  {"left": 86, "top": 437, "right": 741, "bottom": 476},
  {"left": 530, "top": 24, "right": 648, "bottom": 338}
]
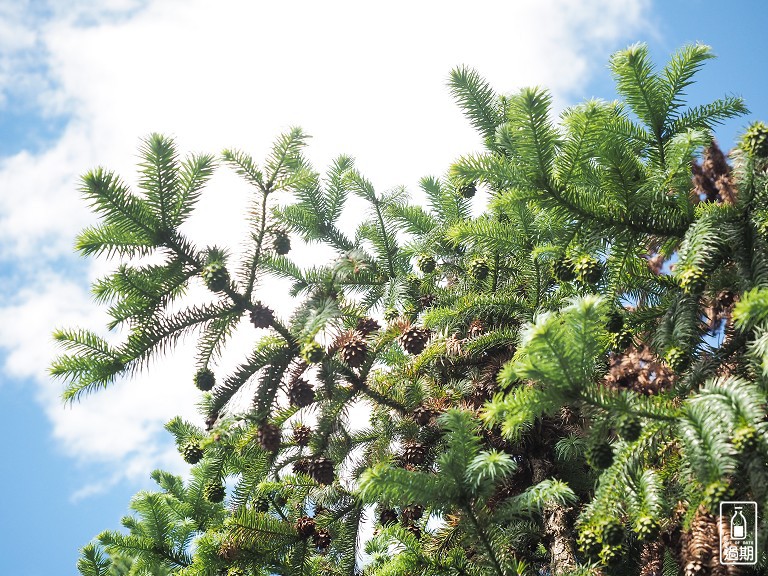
[{"left": 731, "top": 506, "right": 747, "bottom": 540}]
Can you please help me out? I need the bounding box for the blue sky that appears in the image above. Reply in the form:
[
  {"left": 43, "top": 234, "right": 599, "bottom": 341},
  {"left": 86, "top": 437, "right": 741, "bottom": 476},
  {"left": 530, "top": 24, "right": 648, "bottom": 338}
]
[{"left": 0, "top": 1, "right": 766, "bottom": 574}]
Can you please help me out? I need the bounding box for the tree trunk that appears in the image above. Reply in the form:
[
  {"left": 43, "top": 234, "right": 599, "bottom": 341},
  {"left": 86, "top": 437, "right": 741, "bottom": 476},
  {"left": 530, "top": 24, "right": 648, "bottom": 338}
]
[{"left": 544, "top": 503, "right": 578, "bottom": 576}]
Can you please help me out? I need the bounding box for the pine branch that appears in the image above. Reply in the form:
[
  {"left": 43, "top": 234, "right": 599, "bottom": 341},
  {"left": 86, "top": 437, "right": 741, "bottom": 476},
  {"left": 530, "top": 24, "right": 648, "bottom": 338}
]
[
  {"left": 221, "top": 148, "right": 264, "bottom": 189},
  {"left": 80, "top": 168, "right": 158, "bottom": 239},
  {"left": 448, "top": 66, "right": 503, "bottom": 145},
  {"left": 139, "top": 133, "right": 180, "bottom": 230},
  {"left": 609, "top": 43, "right": 666, "bottom": 162},
  {"left": 77, "top": 544, "right": 111, "bottom": 576},
  {"left": 660, "top": 43, "right": 714, "bottom": 120}
]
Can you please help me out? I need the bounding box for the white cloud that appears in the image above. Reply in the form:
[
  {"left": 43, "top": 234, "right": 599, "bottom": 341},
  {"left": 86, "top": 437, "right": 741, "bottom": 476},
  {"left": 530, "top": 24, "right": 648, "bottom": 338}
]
[{"left": 0, "top": 0, "right": 652, "bottom": 495}]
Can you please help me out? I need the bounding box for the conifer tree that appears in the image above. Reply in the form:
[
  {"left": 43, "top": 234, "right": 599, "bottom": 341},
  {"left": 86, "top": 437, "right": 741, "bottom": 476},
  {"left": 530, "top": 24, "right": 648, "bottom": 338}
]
[{"left": 53, "top": 43, "right": 768, "bottom": 576}]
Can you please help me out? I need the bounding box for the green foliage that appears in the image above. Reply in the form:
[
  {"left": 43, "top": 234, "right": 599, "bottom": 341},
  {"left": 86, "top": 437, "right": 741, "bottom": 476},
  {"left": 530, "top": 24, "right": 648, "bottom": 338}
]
[{"left": 58, "top": 43, "right": 768, "bottom": 576}]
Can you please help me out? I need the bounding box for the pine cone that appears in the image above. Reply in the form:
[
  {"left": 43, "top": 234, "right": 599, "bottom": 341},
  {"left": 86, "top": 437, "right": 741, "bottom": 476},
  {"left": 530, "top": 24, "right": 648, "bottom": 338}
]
[
  {"left": 272, "top": 230, "right": 291, "bottom": 255},
  {"left": 405, "top": 273, "right": 421, "bottom": 296},
  {"left": 606, "top": 311, "right": 624, "bottom": 333},
  {"left": 717, "top": 289, "right": 736, "bottom": 308},
  {"left": 217, "top": 538, "right": 240, "bottom": 561},
  {"left": 399, "top": 326, "right": 431, "bottom": 355},
  {"left": 741, "top": 121, "right": 768, "bottom": 158},
  {"left": 600, "top": 545, "right": 622, "bottom": 567},
  {"left": 252, "top": 495, "right": 270, "bottom": 512},
  {"left": 300, "top": 341, "right": 324, "bottom": 364},
  {"left": 250, "top": 302, "right": 275, "bottom": 329},
  {"left": 355, "top": 317, "right": 380, "bottom": 336},
  {"left": 573, "top": 255, "right": 602, "bottom": 284},
  {"left": 665, "top": 347, "right": 689, "bottom": 372},
  {"left": 384, "top": 307, "right": 400, "bottom": 321},
  {"left": 258, "top": 423, "right": 281, "bottom": 453},
  {"left": 401, "top": 504, "right": 424, "bottom": 523},
  {"left": 379, "top": 508, "right": 398, "bottom": 526},
  {"left": 588, "top": 441, "right": 614, "bottom": 469},
  {"left": 602, "top": 521, "right": 624, "bottom": 546},
  {"left": 732, "top": 425, "right": 758, "bottom": 452},
  {"left": 194, "top": 368, "right": 215, "bottom": 391},
  {"left": 717, "top": 515, "right": 742, "bottom": 576},
  {"left": 446, "top": 333, "right": 464, "bottom": 357},
  {"left": 679, "top": 267, "right": 706, "bottom": 295},
  {"left": 470, "top": 378, "right": 497, "bottom": 406},
  {"left": 469, "top": 258, "right": 489, "bottom": 280},
  {"left": 313, "top": 528, "right": 332, "bottom": 551},
  {"left": 293, "top": 424, "right": 312, "bottom": 447},
  {"left": 295, "top": 515, "right": 317, "bottom": 538},
  {"left": 617, "top": 416, "right": 643, "bottom": 442},
  {"left": 635, "top": 516, "right": 660, "bottom": 541},
  {"left": 553, "top": 256, "right": 576, "bottom": 281},
  {"left": 204, "top": 481, "right": 226, "bottom": 503},
  {"left": 293, "top": 458, "right": 310, "bottom": 475},
  {"left": 405, "top": 523, "right": 422, "bottom": 539},
  {"left": 701, "top": 480, "right": 732, "bottom": 512},
  {"left": 418, "top": 294, "right": 437, "bottom": 309},
  {"left": 412, "top": 406, "right": 436, "bottom": 426},
  {"left": 610, "top": 328, "right": 634, "bottom": 350},
  {"left": 288, "top": 378, "right": 315, "bottom": 408},
  {"left": 417, "top": 255, "right": 436, "bottom": 274},
  {"left": 578, "top": 526, "right": 602, "bottom": 559},
  {"left": 181, "top": 441, "right": 204, "bottom": 464},
  {"left": 205, "top": 411, "right": 219, "bottom": 431},
  {"left": 467, "top": 319, "right": 484, "bottom": 339},
  {"left": 201, "top": 259, "right": 229, "bottom": 292},
  {"left": 639, "top": 541, "right": 664, "bottom": 576},
  {"left": 459, "top": 181, "right": 477, "bottom": 198},
  {"left": 682, "top": 507, "right": 718, "bottom": 576},
  {"left": 400, "top": 442, "right": 427, "bottom": 467},
  {"left": 308, "top": 457, "right": 335, "bottom": 485},
  {"left": 604, "top": 346, "right": 675, "bottom": 396},
  {"left": 273, "top": 492, "right": 288, "bottom": 507},
  {"left": 340, "top": 333, "right": 367, "bottom": 368}
]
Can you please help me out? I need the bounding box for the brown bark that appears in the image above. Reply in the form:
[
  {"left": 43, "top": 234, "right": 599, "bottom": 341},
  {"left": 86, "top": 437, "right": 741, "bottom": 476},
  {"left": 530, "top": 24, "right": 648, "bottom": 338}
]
[{"left": 544, "top": 503, "right": 578, "bottom": 576}]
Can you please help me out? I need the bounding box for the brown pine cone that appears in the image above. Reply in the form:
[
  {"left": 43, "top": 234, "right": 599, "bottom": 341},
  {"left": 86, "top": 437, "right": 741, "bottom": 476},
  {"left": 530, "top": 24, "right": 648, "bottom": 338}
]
[
  {"left": 682, "top": 506, "right": 719, "bottom": 576},
  {"left": 717, "top": 290, "right": 736, "bottom": 308},
  {"left": 639, "top": 541, "right": 664, "bottom": 576},
  {"left": 217, "top": 538, "right": 240, "bottom": 561},
  {"left": 293, "top": 458, "right": 310, "bottom": 475},
  {"left": 379, "top": 508, "right": 398, "bottom": 526},
  {"left": 446, "top": 333, "right": 464, "bottom": 357},
  {"left": 340, "top": 333, "right": 367, "bottom": 368},
  {"left": 308, "top": 457, "right": 335, "bottom": 485},
  {"left": 399, "top": 326, "right": 431, "bottom": 355},
  {"left": 295, "top": 516, "right": 316, "bottom": 538},
  {"left": 418, "top": 294, "right": 437, "bottom": 309},
  {"left": 288, "top": 378, "right": 315, "bottom": 408},
  {"left": 467, "top": 319, "right": 484, "bottom": 339},
  {"left": 400, "top": 442, "right": 427, "bottom": 467},
  {"left": 205, "top": 411, "right": 219, "bottom": 431},
  {"left": 293, "top": 424, "right": 312, "bottom": 446},
  {"left": 250, "top": 302, "right": 275, "bottom": 329},
  {"left": 313, "top": 528, "right": 332, "bottom": 551},
  {"left": 412, "top": 406, "right": 436, "bottom": 426},
  {"left": 401, "top": 504, "right": 424, "bottom": 523},
  {"left": 258, "top": 423, "right": 281, "bottom": 453},
  {"left": 405, "top": 523, "right": 422, "bottom": 540},
  {"left": 355, "top": 317, "right": 380, "bottom": 336}
]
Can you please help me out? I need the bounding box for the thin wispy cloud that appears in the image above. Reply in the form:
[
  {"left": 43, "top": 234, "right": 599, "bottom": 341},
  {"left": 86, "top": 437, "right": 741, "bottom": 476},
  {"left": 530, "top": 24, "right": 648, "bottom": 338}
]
[{"left": 0, "top": 0, "right": 651, "bottom": 497}]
